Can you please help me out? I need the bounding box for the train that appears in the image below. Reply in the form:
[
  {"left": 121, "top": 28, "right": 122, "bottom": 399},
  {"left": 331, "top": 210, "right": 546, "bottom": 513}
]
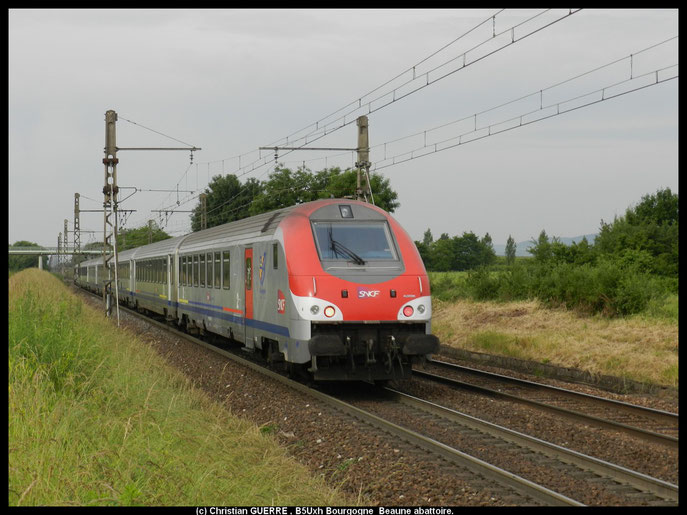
[{"left": 75, "top": 198, "right": 439, "bottom": 382}]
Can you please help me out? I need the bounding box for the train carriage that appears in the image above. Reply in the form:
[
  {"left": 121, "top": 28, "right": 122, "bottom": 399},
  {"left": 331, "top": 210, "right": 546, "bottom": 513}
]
[{"left": 76, "top": 198, "right": 439, "bottom": 383}]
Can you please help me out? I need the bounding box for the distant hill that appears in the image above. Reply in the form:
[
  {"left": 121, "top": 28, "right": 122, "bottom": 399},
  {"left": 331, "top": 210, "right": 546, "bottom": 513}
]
[{"left": 493, "top": 234, "right": 597, "bottom": 257}]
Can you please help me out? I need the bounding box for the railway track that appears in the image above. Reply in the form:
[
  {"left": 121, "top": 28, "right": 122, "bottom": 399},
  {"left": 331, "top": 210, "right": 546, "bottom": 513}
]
[
  {"left": 337, "top": 386, "right": 678, "bottom": 505},
  {"left": 74, "top": 285, "right": 679, "bottom": 506},
  {"left": 414, "top": 359, "right": 678, "bottom": 449}
]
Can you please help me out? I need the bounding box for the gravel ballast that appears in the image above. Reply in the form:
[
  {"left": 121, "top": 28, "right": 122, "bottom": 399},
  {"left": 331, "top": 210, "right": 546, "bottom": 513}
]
[{"left": 74, "top": 287, "right": 677, "bottom": 506}]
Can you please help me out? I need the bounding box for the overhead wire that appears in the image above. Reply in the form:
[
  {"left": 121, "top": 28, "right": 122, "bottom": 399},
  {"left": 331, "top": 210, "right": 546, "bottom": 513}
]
[
  {"left": 368, "top": 39, "right": 678, "bottom": 171},
  {"left": 268, "top": 36, "right": 678, "bottom": 174},
  {"left": 152, "top": 9, "right": 583, "bottom": 225}
]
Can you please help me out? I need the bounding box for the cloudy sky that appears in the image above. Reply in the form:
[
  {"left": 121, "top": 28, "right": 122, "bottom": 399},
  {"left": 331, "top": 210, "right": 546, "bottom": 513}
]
[{"left": 9, "top": 9, "right": 678, "bottom": 250}]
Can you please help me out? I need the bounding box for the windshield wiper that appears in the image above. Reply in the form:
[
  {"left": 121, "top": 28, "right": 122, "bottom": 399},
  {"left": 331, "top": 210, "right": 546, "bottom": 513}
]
[{"left": 330, "top": 238, "right": 366, "bottom": 265}]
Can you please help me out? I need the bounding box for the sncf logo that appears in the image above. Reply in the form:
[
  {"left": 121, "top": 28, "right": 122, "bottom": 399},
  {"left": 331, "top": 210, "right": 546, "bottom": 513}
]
[
  {"left": 358, "top": 288, "right": 381, "bottom": 298},
  {"left": 277, "top": 290, "right": 286, "bottom": 314}
]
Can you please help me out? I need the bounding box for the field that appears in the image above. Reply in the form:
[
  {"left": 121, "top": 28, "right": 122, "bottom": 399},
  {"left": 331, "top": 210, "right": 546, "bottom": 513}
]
[
  {"left": 9, "top": 269, "right": 350, "bottom": 506},
  {"left": 430, "top": 272, "right": 678, "bottom": 388}
]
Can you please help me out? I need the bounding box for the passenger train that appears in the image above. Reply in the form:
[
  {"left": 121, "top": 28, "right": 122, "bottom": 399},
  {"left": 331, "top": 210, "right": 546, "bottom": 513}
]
[{"left": 75, "top": 199, "right": 439, "bottom": 382}]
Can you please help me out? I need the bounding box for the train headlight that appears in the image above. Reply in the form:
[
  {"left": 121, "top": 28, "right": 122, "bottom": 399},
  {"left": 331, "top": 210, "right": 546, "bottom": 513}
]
[
  {"left": 417, "top": 304, "right": 426, "bottom": 314},
  {"left": 310, "top": 305, "right": 320, "bottom": 315},
  {"left": 324, "top": 306, "right": 336, "bottom": 318},
  {"left": 402, "top": 306, "right": 414, "bottom": 317}
]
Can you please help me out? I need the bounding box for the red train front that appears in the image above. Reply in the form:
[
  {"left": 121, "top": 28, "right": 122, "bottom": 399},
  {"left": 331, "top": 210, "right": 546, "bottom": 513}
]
[{"left": 279, "top": 199, "right": 439, "bottom": 382}]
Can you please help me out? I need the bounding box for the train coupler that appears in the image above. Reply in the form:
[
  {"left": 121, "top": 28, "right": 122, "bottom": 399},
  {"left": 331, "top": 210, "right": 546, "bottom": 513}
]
[{"left": 364, "top": 339, "right": 376, "bottom": 365}]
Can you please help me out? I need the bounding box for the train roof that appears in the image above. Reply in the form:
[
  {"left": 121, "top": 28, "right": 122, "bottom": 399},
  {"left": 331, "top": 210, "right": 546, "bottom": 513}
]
[
  {"left": 177, "top": 204, "right": 295, "bottom": 254},
  {"left": 76, "top": 199, "right": 386, "bottom": 265}
]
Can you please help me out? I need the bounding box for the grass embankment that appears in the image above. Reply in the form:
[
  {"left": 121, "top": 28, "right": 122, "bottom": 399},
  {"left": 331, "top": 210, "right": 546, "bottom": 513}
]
[
  {"left": 9, "top": 269, "right": 349, "bottom": 506},
  {"left": 430, "top": 294, "right": 678, "bottom": 388}
]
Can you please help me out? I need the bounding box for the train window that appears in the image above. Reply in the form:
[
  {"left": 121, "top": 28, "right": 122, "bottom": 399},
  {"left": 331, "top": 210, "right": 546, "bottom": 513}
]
[
  {"left": 193, "top": 255, "right": 199, "bottom": 287},
  {"left": 207, "top": 253, "right": 213, "bottom": 289},
  {"left": 222, "top": 251, "right": 230, "bottom": 289},
  {"left": 199, "top": 254, "right": 205, "bottom": 287},
  {"left": 312, "top": 221, "right": 398, "bottom": 261},
  {"left": 181, "top": 257, "right": 186, "bottom": 286},
  {"left": 339, "top": 204, "right": 354, "bottom": 218},
  {"left": 214, "top": 252, "right": 221, "bottom": 288},
  {"left": 273, "top": 243, "right": 278, "bottom": 269},
  {"left": 245, "top": 256, "right": 252, "bottom": 290},
  {"left": 163, "top": 259, "right": 167, "bottom": 285},
  {"left": 187, "top": 256, "right": 192, "bottom": 287}
]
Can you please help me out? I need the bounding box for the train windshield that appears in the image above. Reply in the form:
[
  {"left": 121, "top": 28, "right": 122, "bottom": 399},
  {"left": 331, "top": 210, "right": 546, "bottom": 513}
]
[{"left": 312, "top": 221, "right": 398, "bottom": 262}]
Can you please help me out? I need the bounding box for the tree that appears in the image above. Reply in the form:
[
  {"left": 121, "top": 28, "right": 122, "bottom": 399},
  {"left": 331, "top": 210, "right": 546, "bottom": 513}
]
[
  {"left": 192, "top": 166, "right": 400, "bottom": 232},
  {"left": 191, "top": 174, "right": 262, "bottom": 231},
  {"left": 422, "top": 228, "right": 434, "bottom": 246},
  {"left": 453, "top": 232, "right": 484, "bottom": 271},
  {"left": 480, "top": 232, "right": 496, "bottom": 267},
  {"left": 9, "top": 241, "right": 45, "bottom": 272},
  {"left": 118, "top": 222, "right": 171, "bottom": 250},
  {"left": 431, "top": 237, "right": 455, "bottom": 272},
  {"left": 528, "top": 230, "right": 553, "bottom": 263},
  {"left": 310, "top": 167, "right": 399, "bottom": 213},
  {"left": 595, "top": 188, "right": 678, "bottom": 276},
  {"left": 248, "top": 167, "right": 317, "bottom": 216},
  {"left": 505, "top": 235, "right": 516, "bottom": 265}
]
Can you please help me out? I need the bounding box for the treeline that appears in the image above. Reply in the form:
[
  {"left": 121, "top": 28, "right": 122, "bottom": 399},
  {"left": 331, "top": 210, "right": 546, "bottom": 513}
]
[
  {"left": 415, "top": 230, "right": 496, "bottom": 271},
  {"left": 429, "top": 188, "right": 678, "bottom": 318},
  {"left": 191, "top": 166, "right": 399, "bottom": 231}
]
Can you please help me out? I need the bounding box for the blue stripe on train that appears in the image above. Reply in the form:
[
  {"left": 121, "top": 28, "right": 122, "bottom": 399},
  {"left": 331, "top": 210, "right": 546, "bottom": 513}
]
[{"left": 125, "top": 289, "right": 290, "bottom": 337}]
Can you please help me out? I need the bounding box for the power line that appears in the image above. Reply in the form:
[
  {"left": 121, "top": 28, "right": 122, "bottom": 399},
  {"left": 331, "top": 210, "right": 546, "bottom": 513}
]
[
  {"left": 119, "top": 116, "right": 197, "bottom": 148},
  {"left": 189, "top": 9, "right": 581, "bottom": 175},
  {"left": 131, "top": 10, "right": 582, "bottom": 226},
  {"left": 265, "top": 36, "right": 678, "bottom": 174},
  {"left": 249, "top": 9, "right": 583, "bottom": 159},
  {"left": 371, "top": 64, "right": 677, "bottom": 170}
]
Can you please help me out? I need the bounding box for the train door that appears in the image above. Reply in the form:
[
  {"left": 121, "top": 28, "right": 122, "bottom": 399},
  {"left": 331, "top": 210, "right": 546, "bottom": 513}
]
[{"left": 244, "top": 247, "right": 254, "bottom": 346}]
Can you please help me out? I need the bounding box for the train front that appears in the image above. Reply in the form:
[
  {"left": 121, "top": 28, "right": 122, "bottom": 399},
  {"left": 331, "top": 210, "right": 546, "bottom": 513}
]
[{"left": 281, "top": 199, "right": 439, "bottom": 382}]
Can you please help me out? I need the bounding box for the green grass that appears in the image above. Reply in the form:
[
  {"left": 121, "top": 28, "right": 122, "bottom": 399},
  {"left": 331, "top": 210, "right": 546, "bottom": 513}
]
[{"left": 9, "top": 270, "right": 349, "bottom": 506}]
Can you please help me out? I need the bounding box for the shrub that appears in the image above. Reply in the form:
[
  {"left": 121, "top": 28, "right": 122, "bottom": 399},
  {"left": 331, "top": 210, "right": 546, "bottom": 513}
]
[{"left": 465, "top": 267, "right": 500, "bottom": 301}]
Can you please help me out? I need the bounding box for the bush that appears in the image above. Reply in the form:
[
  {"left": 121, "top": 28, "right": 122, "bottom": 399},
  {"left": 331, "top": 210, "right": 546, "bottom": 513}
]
[
  {"left": 465, "top": 267, "right": 500, "bottom": 301},
  {"left": 428, "top": 272, "right": 470, "bottom": 302},
  {"left": 497, "top": 263, "right": 532, "bottom": 301}
]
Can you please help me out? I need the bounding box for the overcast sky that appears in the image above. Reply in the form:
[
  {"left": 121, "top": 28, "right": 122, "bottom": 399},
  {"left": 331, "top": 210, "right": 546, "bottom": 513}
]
[{"left": 9, "top": 9, "right": 678, "bottom": 249}]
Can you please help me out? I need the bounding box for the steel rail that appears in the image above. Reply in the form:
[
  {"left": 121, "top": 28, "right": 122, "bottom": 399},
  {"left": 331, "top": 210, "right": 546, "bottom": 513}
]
[
  {"left": 385, "top": 388, "right": 679, "bottom": 504},
  {"left": 414, "top": 367, "right": 678, "bottom": 450},
  {"left": 428, "top": 358, "right": 678, "bottom": 424},
  {"left": 74, "top": 286, "right": 583, "bottom": 506}
]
